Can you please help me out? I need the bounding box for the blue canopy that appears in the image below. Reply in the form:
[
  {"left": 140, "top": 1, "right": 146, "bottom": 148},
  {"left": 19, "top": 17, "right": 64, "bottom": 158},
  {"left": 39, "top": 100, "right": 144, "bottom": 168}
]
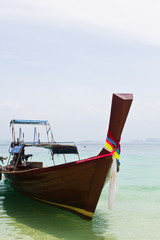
[{"left": 10, "top": 120, "right": 48, "bottom": 125}]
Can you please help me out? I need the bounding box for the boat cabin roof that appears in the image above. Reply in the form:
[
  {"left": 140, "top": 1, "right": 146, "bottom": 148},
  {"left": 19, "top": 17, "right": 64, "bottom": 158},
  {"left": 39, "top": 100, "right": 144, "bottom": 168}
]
[
  {"left": 10, "top": 119, "right": 48, "bottom": 126},
  {"left": 10, "top": 142, "right": 78, "bottom": 155}
]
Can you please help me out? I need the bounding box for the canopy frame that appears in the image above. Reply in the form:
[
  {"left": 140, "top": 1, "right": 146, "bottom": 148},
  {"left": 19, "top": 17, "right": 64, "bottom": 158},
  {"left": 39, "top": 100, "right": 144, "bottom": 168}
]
[
  {"left": 10, "top": 119, "right": 55, "bottom": 144},
  {"left": 9, "top": 119, "right": 80, "bottom": 165}
]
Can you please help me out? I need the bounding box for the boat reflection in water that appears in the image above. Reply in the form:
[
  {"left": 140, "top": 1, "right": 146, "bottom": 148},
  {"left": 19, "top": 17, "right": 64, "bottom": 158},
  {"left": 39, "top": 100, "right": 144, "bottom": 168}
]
[{"left": 1, "top": 181, "right": 117, "bottom": 240}]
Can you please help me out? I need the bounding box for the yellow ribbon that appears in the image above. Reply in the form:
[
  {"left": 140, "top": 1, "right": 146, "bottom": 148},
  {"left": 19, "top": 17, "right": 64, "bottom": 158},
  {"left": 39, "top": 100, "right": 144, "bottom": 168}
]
[{"left": 105, "top": 140, "right": 120, "bottom": 160}]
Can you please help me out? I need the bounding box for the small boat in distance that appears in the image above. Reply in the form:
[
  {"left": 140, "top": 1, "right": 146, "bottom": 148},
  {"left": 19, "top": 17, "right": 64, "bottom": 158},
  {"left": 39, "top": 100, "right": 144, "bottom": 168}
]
[{"left": 0, "top": 93, "right": 133, "bottom": 220}]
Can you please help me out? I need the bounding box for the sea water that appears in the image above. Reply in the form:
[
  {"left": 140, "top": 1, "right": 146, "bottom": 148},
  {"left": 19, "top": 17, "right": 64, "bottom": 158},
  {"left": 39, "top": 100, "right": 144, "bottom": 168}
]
[{"left": 0, "top": 142, "right": 160, "bottom": 240}]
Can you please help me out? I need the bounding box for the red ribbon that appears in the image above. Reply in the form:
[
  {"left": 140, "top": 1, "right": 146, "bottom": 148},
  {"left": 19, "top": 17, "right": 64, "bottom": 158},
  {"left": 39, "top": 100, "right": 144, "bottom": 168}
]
[{"left": 107, "top": 131, "right": 121, "bottom": 154}]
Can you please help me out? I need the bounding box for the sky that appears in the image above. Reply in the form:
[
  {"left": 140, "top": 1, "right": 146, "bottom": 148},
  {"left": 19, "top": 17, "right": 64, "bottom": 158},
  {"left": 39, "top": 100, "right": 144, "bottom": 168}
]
[{"left": 0, "top": 0, "right": 160, "bottom": 143}]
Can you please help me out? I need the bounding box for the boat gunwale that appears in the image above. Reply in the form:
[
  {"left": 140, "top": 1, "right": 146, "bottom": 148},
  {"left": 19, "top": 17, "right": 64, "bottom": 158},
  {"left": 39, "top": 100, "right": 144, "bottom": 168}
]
[{"left": 2, "top": 150, "right": 113, "bottom": 175}]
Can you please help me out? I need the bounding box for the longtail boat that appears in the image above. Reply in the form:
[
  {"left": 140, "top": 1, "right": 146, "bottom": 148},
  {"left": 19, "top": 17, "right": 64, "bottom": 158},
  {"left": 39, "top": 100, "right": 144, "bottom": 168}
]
[{"left": 0, "top": 93, "right": 133, "bottom": 220}]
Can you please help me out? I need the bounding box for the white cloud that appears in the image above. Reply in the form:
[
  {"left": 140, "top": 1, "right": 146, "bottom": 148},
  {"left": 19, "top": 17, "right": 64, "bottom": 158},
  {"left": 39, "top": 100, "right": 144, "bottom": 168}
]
[
  {"left": 1, "top": 0, "right": 160, "bottom": 46},
  {"left": 0, "top": 99, "right": 25, "bottom": 113}
]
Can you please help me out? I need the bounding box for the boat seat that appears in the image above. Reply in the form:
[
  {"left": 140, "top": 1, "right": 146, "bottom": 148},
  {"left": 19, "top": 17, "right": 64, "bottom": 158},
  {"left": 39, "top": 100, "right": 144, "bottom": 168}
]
[
  {"left": 6, "top": 166, "right": 14, "bottom": 171},
  {"left": 26, "top": 161, "right": 43, "bottom": 169}
]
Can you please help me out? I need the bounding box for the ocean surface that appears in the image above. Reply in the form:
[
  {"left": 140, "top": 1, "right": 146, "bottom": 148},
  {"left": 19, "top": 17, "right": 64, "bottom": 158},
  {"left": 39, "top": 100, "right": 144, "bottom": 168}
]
[{"left": 0, "top": 142, "right": 160, "bottom": 240}]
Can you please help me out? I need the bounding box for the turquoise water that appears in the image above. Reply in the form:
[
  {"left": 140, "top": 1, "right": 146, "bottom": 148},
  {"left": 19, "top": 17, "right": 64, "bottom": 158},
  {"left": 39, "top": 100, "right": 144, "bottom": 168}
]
[{"left": 0, "top": 143, "right": 160, "bottom": 240}]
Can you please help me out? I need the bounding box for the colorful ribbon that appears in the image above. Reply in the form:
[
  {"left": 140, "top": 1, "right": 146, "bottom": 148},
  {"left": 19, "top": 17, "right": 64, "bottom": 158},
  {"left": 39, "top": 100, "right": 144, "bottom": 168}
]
[{"left": 105, "top": 131, "right": 121, "bottom": 165}]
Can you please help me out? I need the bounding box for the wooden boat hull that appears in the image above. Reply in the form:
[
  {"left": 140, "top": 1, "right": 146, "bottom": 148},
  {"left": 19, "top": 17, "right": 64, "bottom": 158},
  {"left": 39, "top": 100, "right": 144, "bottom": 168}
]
[
  {"left": 3, "top": 153, "right": 113, "bottom": 220},
  {"left": 1, "top": 93, "right": 133, "bottom": 220}
]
